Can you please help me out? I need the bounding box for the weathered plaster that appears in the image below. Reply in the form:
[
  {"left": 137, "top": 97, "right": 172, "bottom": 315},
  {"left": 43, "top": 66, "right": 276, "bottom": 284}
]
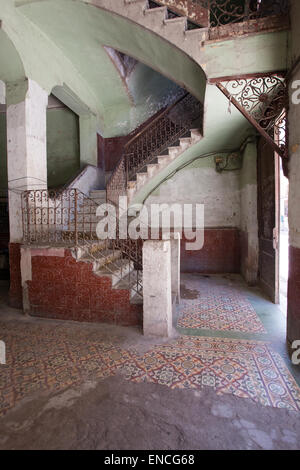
[
  {"left": 79, "top": 114, "right": 98, "bottom": 167},
  {"left": 7, "top": 79, "right": 48, "bottom": 242},
  {"left": 136, "top": 84, "right": 252, "bottom": 205},
  {"left": 143, "top": 239, "right": 173, "bottom": 337},
  {"left": 240, "top": 140, "right": 259, "bottom": 284},
  {"left": 0, "top": 81, "right": 5, "bottom": 104},
  {"left": 47, "top": 107, "right": 80, "bottom": 188},
  {"left": 145, "top": 163, "right": 241, "bottom": 229},
  {"left": 203, "top": 31, "right": 289, "bottom": 79},
  {"left": 13, "top": 0, "right": 206, "bottom": 136}
]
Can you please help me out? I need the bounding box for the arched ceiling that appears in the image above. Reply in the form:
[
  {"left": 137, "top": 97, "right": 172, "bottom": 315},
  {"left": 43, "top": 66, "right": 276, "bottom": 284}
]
[
  {"left": 0, "top": 0, "right": 206, "bottom": 136},
  {"left": 0, "top": 29, "right": 25, "bottom": 83}
]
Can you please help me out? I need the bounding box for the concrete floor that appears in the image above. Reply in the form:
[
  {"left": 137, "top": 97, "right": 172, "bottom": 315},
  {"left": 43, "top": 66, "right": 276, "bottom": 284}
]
[
  {"left": 1, "top": 376, "right": 300, "bottom": 450},
  {"left": 0, "top": 275, "right": 299, "bottom": 450}
]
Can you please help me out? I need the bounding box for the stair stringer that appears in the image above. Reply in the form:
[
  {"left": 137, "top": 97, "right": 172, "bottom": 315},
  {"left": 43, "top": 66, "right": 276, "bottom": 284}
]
[
  {"left": 84, "top": 0, "right": 209, "bottom": 68},
  {"left": 127, "top": 128, "right": 202, "bottom": 205},
  {"left": 70, "top": 242, "right": 143, "bottom": 303}
]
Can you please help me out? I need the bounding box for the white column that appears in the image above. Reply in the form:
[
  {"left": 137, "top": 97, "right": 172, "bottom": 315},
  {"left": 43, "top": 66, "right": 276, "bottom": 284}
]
[
  {"left": 143, "top": 239, "right": 172, "bottom": 337},
  {"left": 170, "top": 233, "right": 181, "bottom": 304},
  {"left": 163, "top": 232, "right": 181, "bottom": 304},
  {"left": 6, "top": 79, "right": 48, "bottom": 243},
  {"left": 0, "top": 81, "right": 5, "bottom": 105}
]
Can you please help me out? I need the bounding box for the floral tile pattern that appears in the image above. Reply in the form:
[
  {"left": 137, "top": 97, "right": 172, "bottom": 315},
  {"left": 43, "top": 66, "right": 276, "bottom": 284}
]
[
  {"left": 178, "top": 285, "right": 266, "bottom": 333},
  {"left": 0, "top": 319, "right": 299, "bottom": 417},
  {"left": 120, "top": 337, "right": 300, "bottom": 411}
]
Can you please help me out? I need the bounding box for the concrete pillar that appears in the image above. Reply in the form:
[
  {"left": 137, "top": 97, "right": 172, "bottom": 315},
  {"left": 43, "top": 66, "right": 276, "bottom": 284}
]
[
  {"left": 143, "top": 239, "right": 172, "bottom": 337},
  {"left": 164, "top": 232, "right": 181, "bottom": 303},
  {"left": 80, "top": 114, "right": 98, "bottom": 167},
  {"left": 0, "top": 81, "right": 5, "bottom": 105},
  {"left": 6, "top": 79, "right": 48, "bottom": 243}
]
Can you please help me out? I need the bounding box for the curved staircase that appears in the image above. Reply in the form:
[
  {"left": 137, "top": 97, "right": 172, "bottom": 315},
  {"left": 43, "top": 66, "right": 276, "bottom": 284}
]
[
  {"left": 89, "top": 0, "right": 208, "bottom": 63},
  {"left": 107, "top": 91, "right": 203, "bottom": 206}
]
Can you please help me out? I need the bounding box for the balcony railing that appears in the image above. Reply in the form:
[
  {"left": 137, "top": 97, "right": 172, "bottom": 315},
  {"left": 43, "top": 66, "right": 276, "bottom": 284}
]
[{"left": 151, "top": 0, "right": 290, "bottom": 38}]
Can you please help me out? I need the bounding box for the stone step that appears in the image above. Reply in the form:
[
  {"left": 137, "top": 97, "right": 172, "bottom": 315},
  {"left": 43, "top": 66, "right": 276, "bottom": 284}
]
[
  {"left": 190, "top": 128, "right": 202, "bottom": 142},
  {"left": 113, "top": 270, "right": 143, "bottom": 300},
  {"left": 89, "top": 189, "right": 106, "bottom": 198},
  {"left": 179, "top": 137, "right": 192, "bottom": 150},
  {"left": 80, "top": 248, "right": 121, "bottom": 269},
  {"left": 164, "top": 16, "right": 187, "bottom": 30},
  {"left": 96, "top": 258, "right": 135, "bottom": 286},
  {"left": 144, "top": 6, "right": 168, "bottom": 27},
  {"left": 136, "top": 172, "right": 148, "bottom": 191},
  {"left": 168, "top": 146, "right": 181, "bottom": 158},
  {"left": 76, "top": 240, "right": 107, "bottom": 259}
]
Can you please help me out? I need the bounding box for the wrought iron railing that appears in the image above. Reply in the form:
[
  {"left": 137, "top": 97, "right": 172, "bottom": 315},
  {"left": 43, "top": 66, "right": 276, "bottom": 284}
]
[
  {"left": 107, "top": 92, "right": 203, "bottom": 206},
  {"left": 201, "top": 0, "right": 289, "bottom": 27},
  {"left": 216, "top": 73, "right": 288, "bottom": 158},
  {"left": 150, "top": 0, "right": 289, "bottom": 37},
  {"left": 21, "top": 188, "right": 143, "bottom": 297}
]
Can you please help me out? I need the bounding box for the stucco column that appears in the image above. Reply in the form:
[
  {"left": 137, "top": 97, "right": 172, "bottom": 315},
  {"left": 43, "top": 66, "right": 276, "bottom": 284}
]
[
  {"left": 0, "top": 80, "right": 5, "bottom": 105},
  {"left": 80, "top": 114, "right": 98, "bottom": 167},
  {"left": 143, "top": 239, "right": 172, "bottom": 337},
  {"left": 6, "top": 79, "right": 48, "bottom": 243},
  {"left": 163, "top": 232, "right": 181, "bottom": 303}
]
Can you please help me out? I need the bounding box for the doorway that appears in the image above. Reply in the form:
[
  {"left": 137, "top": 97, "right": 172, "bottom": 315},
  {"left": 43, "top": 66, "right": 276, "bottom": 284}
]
[
  {"left": 279, "top": 160, "right": 289, "bottom": 315},
  {"left": 257, "top": 137, "right": 279, "bottom": 304}
]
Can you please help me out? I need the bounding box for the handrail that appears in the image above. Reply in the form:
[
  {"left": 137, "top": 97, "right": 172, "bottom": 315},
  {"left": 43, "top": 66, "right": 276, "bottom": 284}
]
[
  {"left": 149, "top": 0, "right": 289, "bottom": 37},
  {"left": 107, "top": 91, "right": 203, "bottom": 206},
  {"left": 125, "top": 92, "right": 188, "bottom": 149}
]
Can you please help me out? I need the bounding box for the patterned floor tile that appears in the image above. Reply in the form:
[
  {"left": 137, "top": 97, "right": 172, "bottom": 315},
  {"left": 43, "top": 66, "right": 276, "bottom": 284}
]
[
  {"left": 0, "top": 320, "right": 299, "bottom": 418},
  {"left": 178, "top": 284, "right": 266, "bottom": 333},
  {"left": 120, "top": 337, "right": 300, "bottom": 411}
]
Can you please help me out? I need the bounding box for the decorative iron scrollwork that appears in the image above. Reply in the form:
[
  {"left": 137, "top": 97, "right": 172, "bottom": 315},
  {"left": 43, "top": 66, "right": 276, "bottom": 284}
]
[
  {"left": 191, "top": 0, "right": 289, "bottom": 27},
  {"left": 222, "top": 75, "right": 286, "bottom": 133},
  {"left": 216, "top": 74, "right": 288, "bottom": 158},
  {"left": 107, "top": 92, "right": 203, "bottom": 208}
]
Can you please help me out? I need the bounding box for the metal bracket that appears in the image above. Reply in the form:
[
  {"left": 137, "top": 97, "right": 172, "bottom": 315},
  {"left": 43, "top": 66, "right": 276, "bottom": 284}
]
[{"left": 214, "top": 73, "right": 288, "bottom": 159}]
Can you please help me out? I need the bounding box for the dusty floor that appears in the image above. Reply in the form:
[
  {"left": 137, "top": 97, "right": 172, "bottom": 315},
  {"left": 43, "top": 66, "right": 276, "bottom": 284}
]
[
  {"left": 1, "top": 376, "right": 300, "bottom": 450},
  {"left": 0, "top": 274, "right": 299, "bottom": 450}
]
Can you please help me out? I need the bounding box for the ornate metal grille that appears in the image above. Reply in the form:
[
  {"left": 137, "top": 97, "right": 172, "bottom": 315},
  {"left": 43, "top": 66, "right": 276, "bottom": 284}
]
[
  {"left": 199, "top": 0, "right": 289, "bottom": 27},
  {"left": 151, "top": 0, "right": 289, "bottom": 38},
  {"left": 21, "top": 189, "right": 96, "bottom": 245},
  {"left": 107, "top": 92, "right": 203, "bottom": 206},
  {"left": 216, "top": 74, "right": 288, "bottom": 158},
  {"left": 21, "top": 188, "right": 143, "bottom": 297}
]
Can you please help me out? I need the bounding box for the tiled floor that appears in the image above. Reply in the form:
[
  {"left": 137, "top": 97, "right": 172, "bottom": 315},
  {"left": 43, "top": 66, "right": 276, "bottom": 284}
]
[
  {"left": 120, "top": 336, "right": 300, "bottom": 411},
  {"left": 177, "top": 281, "right": 266, "bottom": 333},
  {"left": 0, "top": 274, "right": 300, "bottom": 420}
]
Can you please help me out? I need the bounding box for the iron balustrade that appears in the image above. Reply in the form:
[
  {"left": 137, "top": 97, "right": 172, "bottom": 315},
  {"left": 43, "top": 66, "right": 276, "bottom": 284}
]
[
  {"left": 21, "top": 188, "right": 143, "bottom": 297},
  {"left": 150, "top": 0, "right": 289, "bottom": 38},
  {"left": 107, "top": 92, "right": 203, "bottom": 206}
]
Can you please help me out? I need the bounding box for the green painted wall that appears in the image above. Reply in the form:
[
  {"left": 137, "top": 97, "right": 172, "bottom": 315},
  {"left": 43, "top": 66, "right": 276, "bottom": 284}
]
[
  {"left": 47, "top": 107, "right": 80, "bottom": 188},
  {"left": 0, "top": 107, "right": 80, "bottom": 189}
]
